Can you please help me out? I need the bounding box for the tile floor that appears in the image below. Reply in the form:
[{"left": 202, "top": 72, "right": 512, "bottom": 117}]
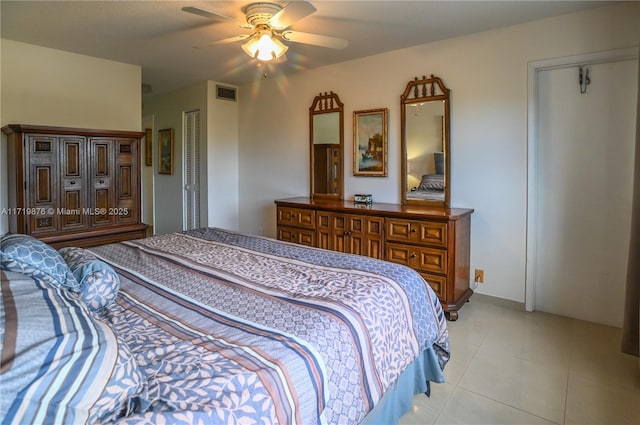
[{"left": 399, "top": 295, "right": 640, "bottom": 425}]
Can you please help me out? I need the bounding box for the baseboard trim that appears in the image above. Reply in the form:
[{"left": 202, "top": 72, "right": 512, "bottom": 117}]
[{"left": 472, "top": 293, "right": 526, "bottom": 311}]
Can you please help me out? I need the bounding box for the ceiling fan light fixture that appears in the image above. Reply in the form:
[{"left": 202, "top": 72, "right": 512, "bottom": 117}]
[{"left": 242, "top": 29, "right": 288, "bottom": 62}]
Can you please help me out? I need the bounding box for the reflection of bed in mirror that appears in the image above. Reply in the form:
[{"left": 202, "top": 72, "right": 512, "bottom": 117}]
[
  {"left": 409, "top": 173, "right": 445, "bottom": 201},
  {"left": 408, "top": 150, "right": 445, "bottom": 201}
]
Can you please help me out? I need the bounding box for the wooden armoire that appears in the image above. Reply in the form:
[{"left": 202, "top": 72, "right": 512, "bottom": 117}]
[{"left": 2, "top": 124, "right": 148, "bottom": 248}]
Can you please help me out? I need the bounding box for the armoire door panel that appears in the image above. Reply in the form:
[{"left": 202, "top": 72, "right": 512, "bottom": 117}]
[
  {"left": 66, "top": 143, "right": 79, "bottom": 175},
  {"left": 119, "top": 143, "right": 132, "bottom": 154},
  {"left": 62, "top": 138, "right": 85, "bottom": 177},
  {"left": 92, "top": 188, "right": 114, "bottom": 226},
  {"left": 115, "top": 139, "right": 139, "bottom": 224},
  {"left": 118, "top": 165, "right": 132, "bottom": 198},
  {"left": 34, "top": 140, "right": 52, "bottom": 152},
  {"left": 33, "top": 166, "right": 53, "bottom": 204},
  {"left": 60, "top": 137, "right": 87, "bottom": 231},
  {"left": 93, "top": 142, "right": 111, "bottom": 176},
  {"left": 60, "top": 190, "right": 86, "bottom": 229},
  {"left": 29, "top": 215, "right": 56, "bottom": 234}
]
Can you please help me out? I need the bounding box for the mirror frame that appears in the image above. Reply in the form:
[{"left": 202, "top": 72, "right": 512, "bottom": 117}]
[
  {"left": 400, "top": 75, "right": 451, "bottom": 207},
  {"left": 309, "top": 91, "right": 344, "bottom": 199}
]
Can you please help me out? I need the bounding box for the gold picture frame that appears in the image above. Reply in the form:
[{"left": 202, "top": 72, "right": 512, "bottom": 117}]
[
  {"left": 158, "top": 128, "right": 174, "bottom": 175},
  {"left": 144, "top": 128, "right": 152, "bottom": 166},
  {"left": 353, "top": 108, "right": 388, "bottom": 176}
]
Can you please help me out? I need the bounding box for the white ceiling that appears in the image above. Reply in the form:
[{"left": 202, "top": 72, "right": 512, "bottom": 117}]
[{"left": 1, "top": 1, "right": 614, "bottom": 97}]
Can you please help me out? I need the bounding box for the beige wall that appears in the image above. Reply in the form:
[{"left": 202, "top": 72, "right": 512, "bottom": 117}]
[
  {"left": 237, "top": 3, "right": 640, "bottom": 303},
  {"left": 0, "top": 39, "right": 141, "bottom": 234}
]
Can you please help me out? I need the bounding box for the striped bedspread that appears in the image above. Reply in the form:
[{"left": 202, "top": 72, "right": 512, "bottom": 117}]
[{"left": 91, "top": 228, "right": 450, "bottom": 424}]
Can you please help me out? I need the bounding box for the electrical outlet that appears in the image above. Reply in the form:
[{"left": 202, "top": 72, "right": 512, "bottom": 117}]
[{"left": 474, "top": 269, "right": 485, "bottom": 283}]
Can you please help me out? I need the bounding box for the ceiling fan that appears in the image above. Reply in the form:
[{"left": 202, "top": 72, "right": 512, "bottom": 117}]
[{"left": 182, "top": 2, "right": 348, "bottom": 62}]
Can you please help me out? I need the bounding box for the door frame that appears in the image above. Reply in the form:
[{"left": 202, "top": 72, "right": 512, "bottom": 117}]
[{"left": 525, "top": 47, "right": 638, "bottom": 312}]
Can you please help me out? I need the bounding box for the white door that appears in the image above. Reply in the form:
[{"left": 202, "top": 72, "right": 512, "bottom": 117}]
[
  {"left": 534, "top": 59, "right": 637, "bottom": 327},
  {"left": 183, "top": 110, "right": 201, "bottom": 231}
]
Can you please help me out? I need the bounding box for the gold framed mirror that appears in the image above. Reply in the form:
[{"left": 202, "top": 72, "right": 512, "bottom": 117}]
[
  {"left": 310, "top": 91, "right": 344, "bottom": 199},
  {"left": 401, "top": 75, "right": 450, "bottom": 207}
]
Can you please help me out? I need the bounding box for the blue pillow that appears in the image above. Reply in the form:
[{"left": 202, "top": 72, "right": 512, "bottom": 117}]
[
  {"left": 59, "top": 247, "right": 121, "bottom": 312},
  {"left": 1, "top": 233, "right": 79, "bottom": 291}
]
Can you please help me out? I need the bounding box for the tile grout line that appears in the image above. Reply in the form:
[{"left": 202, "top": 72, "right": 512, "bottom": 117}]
[
  {"left": 458, "top": 387, "right": 563, "bottom": 425},
  {"left": 431, "top": 331, "right": 484, "bottom": 424}
]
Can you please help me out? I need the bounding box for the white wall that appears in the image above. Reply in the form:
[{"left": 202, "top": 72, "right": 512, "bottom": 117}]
[
  {"left": 0, "top": 39, "right": 141, "bottom": 234},
  {"left": 206, "top": 82, "right": 239, "bottom": 231},
  {"left": 143, "top": 81, "right": 239, "bottom": 235},
  {"left": 238, "top": 3, "right": 640, "bottom": 303}
]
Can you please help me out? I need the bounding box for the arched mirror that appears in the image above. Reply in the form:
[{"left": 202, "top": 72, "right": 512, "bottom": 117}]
[
  {"left": 401, "top": 75, "right": 450, "bottom": 207},
  {"left": 310, "top": 91, "right": 344, "bottom": 199}
]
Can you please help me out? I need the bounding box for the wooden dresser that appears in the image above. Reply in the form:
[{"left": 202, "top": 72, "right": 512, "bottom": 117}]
[
  {"left": 275, "top": 197, "right": 474, "bottom": 320},
  {"left": 2, "top": 124, "right": 148, "bottom": 248}
]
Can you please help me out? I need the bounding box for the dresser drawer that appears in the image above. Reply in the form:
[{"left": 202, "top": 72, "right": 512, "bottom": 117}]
[
  {"left": 385, "top": 242, "right": 447, "bottom": 274},
  {"left": 277, "top": 207, "right": 316, "bottom": 229},
  {"left": 420, "top": 272, "right": 446, "bottom": 300},
  {"left": 277, "top": 226, "right": 316, "bottom": 247},
  {"left": 386, "top": 219, "right": 448, "bottom": 247}
]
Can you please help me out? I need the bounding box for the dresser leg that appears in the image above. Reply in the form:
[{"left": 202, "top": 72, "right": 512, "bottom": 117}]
[{"left": 445, "top": 311, "right": 459, "bottom": 321}]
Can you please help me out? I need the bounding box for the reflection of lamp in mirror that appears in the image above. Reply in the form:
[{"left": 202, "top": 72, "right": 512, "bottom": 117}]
[{"left": 407, "top": 157, "right": 423, "bottom": 190}]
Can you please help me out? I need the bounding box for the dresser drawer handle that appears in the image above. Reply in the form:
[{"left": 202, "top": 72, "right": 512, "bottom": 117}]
[
  {"left": 410, "top": 253, "right": 417, "bottom": 259},
  {"left": 99, "top": 179, "right": 105, "bottom": 184},
  {"left": 411, "top": 228, "right": 417, "bottom": 233},
  {"left": 70, "top": 180, "right": 76, "bottom": 185}
]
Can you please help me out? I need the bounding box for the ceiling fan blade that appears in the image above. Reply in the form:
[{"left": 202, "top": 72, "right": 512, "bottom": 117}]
[
  {"left": 193, "top": 35, "right": 250, "bottom": 49},
  {"left": 282, "top": 31, "right": 348, "bottom": 49},
  {"left": 269, "top": 1, "right": 316, "bottom": 29},
  {"left": 182, "top": 6, "right": 234, "bottom": 23}
]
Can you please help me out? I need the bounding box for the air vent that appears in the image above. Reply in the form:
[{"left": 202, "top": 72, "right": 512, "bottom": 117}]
[{"left": 216, "top": 85, "right": 237, "bottom": 101}]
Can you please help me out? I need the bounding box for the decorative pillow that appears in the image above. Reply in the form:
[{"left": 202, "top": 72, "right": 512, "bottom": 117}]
[
  {"left": 417, "top": 174, "right": 445, "bottom": 191},
  {"left": 0, "top": 271, "right": 147, "bottom": 423},
  {"left": 1, "top": 233, "right": 79, "bottom": 291},
  {"left": 59, "top": 247, "right": 121, "bottom": 312}
]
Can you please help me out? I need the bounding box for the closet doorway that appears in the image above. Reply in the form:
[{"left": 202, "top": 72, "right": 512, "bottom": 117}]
[
  {"left": 528, "top": 51, "right": 638, "bottom": 327},
  {"left": 183, "top": 109, "right": 201, "bottom": 231}
]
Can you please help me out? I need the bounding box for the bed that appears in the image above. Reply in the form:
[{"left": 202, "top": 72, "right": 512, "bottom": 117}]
[{"left": 1, "top": 228, "right": 450, "bottom": 424}]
